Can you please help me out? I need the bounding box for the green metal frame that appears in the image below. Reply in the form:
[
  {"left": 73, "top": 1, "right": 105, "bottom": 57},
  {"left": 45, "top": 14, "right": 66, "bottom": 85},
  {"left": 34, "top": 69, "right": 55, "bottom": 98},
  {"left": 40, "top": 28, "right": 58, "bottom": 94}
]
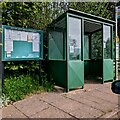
[
  {"left": 66, "top": 14, "right": 84, "bottom": 91},
  {"left": 2, "top": 25, "right": 43, "bottom": 61},
  {"left": 47, "top": 14, "right": 68, "bottom": 90},
  {"left": 102, "top": 24, "right": 114, "bottom": 83}
]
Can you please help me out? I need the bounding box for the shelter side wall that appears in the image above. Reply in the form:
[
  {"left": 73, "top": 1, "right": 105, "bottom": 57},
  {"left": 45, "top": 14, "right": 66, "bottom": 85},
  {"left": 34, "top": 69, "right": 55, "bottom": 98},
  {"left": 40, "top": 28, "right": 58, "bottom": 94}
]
[{"left": 48, "top": 60, "right": 67, "bottom": 88}]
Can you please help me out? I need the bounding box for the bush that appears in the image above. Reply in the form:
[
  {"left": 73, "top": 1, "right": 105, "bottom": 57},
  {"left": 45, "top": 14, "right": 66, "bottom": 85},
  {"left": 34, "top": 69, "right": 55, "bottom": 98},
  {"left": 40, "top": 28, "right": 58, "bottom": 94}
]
[
  {"left": 3, "top": 61, "right": 54, "bottom": 103},
  {"left": 3, "top": 74, "right": 54, "bottom": 102}
]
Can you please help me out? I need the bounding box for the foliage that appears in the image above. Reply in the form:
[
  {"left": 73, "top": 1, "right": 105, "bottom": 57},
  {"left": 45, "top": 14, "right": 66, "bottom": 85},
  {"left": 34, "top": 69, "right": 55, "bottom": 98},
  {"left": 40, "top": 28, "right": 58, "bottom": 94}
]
[
  {"left": 1, "top": 93, "right": 11, "bottom": 107},
  {"left": 91, "top": 31, "right": 102, "bottom": 59},
  {"left": 4, "top": 61, "right": 40, "bottom": 77},
  {"left": 2, "top": 2, "right": 116, "bottom": 31},
  {"left": 3, "top": 74, "right": 54, "bottom": 102},
  {"left": 69, "top": 2, "right": 115, "bottom": 20},
  {"left": 2, "top": 2, "right": 67, "bottom": 29}
]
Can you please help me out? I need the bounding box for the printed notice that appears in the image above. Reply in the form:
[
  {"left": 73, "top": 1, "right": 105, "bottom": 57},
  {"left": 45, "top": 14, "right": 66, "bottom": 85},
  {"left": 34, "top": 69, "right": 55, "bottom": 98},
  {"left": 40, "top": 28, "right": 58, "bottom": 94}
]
[
  {"left": 5, "top": 40, "right": 13, "bottom": 52},
  {"left": 6, "top": 51, "right": 11, "bottom": 58},
  {"left": 33, "top": 41, "right": 39, "bottom": 52},
  {"left": 33, "top": 33, "right": 39, "bottom": 42},
  {"left": 5, "top": 29, "right": 12, "bottom": 41},
  {"left": 12, "top": 30, "right": 21, "bottom": 41},
  {"left": 70, "top": 46, "right": 74, "bottom": 53},
  {"left": 104, "top": 43, "right": 106, "bottom": 48},
  {"left": 21, "top": 31, "right": 28, "bottom": 41},
  {"left": 27, "top": 32, "right": 33, "bottom": 42},
  {"left": 32, "top": 33, "right": 40, "bottom": 52}
]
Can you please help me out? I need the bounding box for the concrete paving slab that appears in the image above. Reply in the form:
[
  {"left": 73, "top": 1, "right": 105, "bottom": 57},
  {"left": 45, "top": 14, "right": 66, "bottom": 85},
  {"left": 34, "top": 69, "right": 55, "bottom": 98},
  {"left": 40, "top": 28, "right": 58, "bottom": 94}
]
[
  {"left": 69, "top": 106, "right": 103, "bottom": 118},
  {"left": 2, "top": 105, "right": 27, "bottom": 118},
  {"left": 111, "top": 111, "right": 120, "bottom": 119},
  {"left": 39, "top": 92, "right": 104, "bottom": 118},
  {"left": 99, "top": 107, "right": 120, "bottom": 119},
  {"left": 95, "top": 89, "right": 119, "bottom": 104},
  {"left": 80, "top": 92, "right": 116, "bottom": 105},
  {"left": 62, "top": 82, "right": 119, "bottom": 118},
  {"left": 63, "top": 89, "right": 89, "bottom": 99},
  {"left": 39, "top": 93, "right": 86, "bottom": 114},
  {"left": 84, "top": 81, "right": 103, "bottom": 91},
  {"left": 13, "top": 94, "right": 40, "bottom": 109},
  {"left": 96, "top": 85, "right": 118, "bottom": 95},
  {"left": 65, "top": 94, "right": 117, "bottom": 114},
  {"left": 83, "top": 89, "right": 118, "bottom": 105},
  {"left": 96, "top": 84, "right": 117, "bottom": 93},
  {"left": 30, "top": 106, "right": 73, "bottom": 118},
  {"left": 39, "top": 92, "right": 74, "bottom": 106},
  {"left": 56, "top": 100, "right": 87, "bottom": 113},
  {"left": 69, "top": 109, "right": 93, "bottom": 118},
  {"left": 14, "top": 94, "right": 50, "bottom": 117},
  {"left": 84, "top": 81, "right": 111, "bottom": 91},
  {"left": 39, "top": 91, "right": 105, "bottom": 118}
]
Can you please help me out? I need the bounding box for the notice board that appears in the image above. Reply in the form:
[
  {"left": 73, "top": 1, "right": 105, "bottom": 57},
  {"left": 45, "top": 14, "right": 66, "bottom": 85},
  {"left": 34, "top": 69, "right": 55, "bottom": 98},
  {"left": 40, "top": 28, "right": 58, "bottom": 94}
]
[{"left": 2, "top": 25, "right": 43, "bottom": 61}]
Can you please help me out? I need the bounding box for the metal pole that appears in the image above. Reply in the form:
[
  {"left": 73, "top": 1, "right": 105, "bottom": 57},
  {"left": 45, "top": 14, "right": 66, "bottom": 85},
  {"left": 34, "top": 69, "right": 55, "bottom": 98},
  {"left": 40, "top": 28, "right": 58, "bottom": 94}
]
[
  {"left": 2, "top": 62, "right": 4, "bottom": 93},
  {"left": 115, "top": 6, "right": 119, "bottom": 80},
  {"left": 39, "top": 60, "right": 42, "bottom": 85}
]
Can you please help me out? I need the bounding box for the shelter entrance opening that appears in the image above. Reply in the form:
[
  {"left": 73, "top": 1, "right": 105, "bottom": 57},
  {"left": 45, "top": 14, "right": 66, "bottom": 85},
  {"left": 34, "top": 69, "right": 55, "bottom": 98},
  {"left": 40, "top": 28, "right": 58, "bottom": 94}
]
[{"left": 84, "top": 20, "right": 103, "bottom": 82}]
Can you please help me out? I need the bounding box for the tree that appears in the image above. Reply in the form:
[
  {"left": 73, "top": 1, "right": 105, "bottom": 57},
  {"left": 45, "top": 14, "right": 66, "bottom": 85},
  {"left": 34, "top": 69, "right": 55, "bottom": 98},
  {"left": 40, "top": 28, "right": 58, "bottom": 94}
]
[{"left": 68, "top": 2, "right": 116, "bottom": 20}]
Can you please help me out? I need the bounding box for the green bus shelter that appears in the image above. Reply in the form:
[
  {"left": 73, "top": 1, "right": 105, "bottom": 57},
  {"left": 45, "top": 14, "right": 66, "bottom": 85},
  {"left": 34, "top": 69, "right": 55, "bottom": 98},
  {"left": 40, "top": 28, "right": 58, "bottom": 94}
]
[{"left": 48, "top": 9, "right": 115, "bottom": 92}]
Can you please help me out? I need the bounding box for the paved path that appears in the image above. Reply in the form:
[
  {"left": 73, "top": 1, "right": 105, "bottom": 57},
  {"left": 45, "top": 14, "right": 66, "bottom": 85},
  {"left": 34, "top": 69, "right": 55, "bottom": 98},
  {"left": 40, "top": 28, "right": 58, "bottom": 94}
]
[{"left": 2, "top": 81, "right": 120, "bottom": 119}]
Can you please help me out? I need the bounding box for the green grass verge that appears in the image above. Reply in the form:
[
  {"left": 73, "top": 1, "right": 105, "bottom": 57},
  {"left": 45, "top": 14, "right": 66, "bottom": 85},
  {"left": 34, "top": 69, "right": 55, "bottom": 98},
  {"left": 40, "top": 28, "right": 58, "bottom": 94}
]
[{"left": 3, "top": 75, "right": 54, "bottom": 102}]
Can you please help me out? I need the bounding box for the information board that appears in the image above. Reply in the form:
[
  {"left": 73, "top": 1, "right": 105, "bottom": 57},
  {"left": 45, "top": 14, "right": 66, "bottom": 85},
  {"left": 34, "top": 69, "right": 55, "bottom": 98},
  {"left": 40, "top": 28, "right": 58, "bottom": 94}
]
[{"left": 2, "top": 25, "right": 43, "bottom": 61}]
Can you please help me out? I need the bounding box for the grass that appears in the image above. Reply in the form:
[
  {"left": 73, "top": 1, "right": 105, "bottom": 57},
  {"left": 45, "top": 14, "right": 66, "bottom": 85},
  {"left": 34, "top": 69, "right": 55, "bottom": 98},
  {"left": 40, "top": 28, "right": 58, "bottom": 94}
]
[{"left": 3, "top": 74, "right": 54, "bottom": 102}]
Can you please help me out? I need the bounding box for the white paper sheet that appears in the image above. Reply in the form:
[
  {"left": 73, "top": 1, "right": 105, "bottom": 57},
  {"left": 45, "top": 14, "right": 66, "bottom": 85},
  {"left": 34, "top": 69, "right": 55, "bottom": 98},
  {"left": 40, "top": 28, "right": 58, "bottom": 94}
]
[
  {"left": 32, "top": 41, "right": 39, "bottom": 52},
  {"left": 27, "top": 32, "right": 33, "bottom": 42},
  {"left": 32, "top": 33, "right": 40, "bottom": 52},
  {"left": 5, "top": 29, "right": 12, "bottom": 41},
  {"left": 104, "top": 43, "right": 106, "bottom": 48},
  {"left": 5, "top": 40, "right": 13, "bottom": 52},
  {"left": 21, "top": 31, "right": 28, "bottom": 41},
  {"left": 6, "top": 51, "right": 11, "bottom": 58},
  {"left": 70, "top": 46, "right": 74, "bottom": 53},
  {"left": 12, "top": 30, "right": 21, "bottom": 41},
  {"left": 33, "top": 33, "right": 40, "bottom": 42}
]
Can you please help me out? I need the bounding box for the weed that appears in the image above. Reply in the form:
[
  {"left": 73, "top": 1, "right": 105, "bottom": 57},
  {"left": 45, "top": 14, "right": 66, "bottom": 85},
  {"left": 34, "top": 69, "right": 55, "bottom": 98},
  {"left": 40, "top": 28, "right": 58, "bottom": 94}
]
[
  {"left": 1, "top": 93, "right": 11, "bottom": 107},
  {"left": 3, "top": 74, "right": 54, "bottom": 102}
]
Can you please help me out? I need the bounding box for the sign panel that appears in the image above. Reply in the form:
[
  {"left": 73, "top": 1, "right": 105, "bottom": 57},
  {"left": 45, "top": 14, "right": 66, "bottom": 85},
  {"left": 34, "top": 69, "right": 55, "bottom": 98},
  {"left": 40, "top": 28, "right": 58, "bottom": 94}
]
[
  {"left": 2, "top": 25, "right": 43, "bottom": 61},
  {"left": 115, "top": 6, "right": 120, "bottom": 61},
  {"left": 115, "top": 6, "right": 120, "bottom": 80}
]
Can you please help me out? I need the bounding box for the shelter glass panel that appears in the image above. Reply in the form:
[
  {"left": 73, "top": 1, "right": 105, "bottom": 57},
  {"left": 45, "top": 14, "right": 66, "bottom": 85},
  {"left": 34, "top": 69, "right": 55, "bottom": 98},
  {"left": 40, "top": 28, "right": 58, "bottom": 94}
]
[
  {"left": 68, "top": 17, "right": 81, "bottom": 60},
  {"left": 49, "top": 31, "right": 64, "bottom": 60},
  {"left": 103, "top": 25, "right": 111, "bottom": 59},
  {"left": 84, "top": 35, "right": 89, "bottom": 60},
  {"left": 48, "top": 17, "right": 66, "bottom": 60}
]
